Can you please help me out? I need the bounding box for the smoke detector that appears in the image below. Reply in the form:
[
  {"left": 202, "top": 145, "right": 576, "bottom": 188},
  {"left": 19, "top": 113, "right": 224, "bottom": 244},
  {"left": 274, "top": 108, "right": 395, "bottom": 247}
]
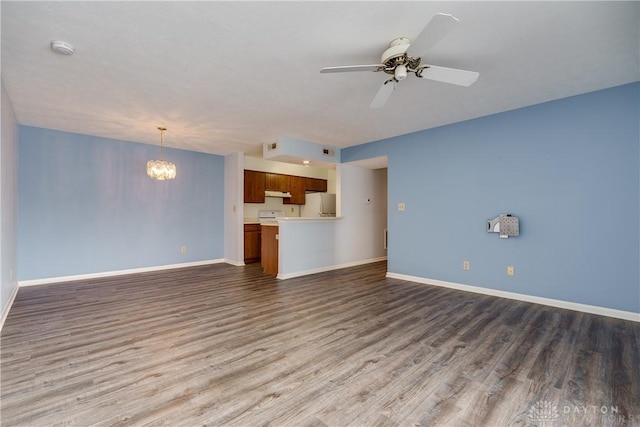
[{"left": 50, "top": 40, "right": 75, "bottom": 55}]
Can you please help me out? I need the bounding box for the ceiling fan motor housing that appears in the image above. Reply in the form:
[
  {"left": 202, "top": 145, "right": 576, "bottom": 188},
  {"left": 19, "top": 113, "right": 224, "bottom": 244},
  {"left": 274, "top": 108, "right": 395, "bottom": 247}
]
[
  {"left": 381, "top": 38, "right": 410, "bottom": 64},
  {"left": 381, "top": 38, "right": 421, "bottom": 77}
]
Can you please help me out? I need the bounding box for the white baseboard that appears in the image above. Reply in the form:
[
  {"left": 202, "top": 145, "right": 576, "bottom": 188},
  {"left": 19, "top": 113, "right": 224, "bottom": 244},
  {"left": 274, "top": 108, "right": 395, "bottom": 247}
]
[
  {"left": 0, "top": 283, "right": 20, "bottom": 331},
  {"left": 277, "top": 257, "right": 387, "bottom": 280},
  {"left": 224, "top": 258, "right": 245, "bottom": 267},
  {"left": 386, "top": 272, "right": 640, "bottom": 323},
  {"left": 19, "top": 259, "right": 226, "bottom": 287}
]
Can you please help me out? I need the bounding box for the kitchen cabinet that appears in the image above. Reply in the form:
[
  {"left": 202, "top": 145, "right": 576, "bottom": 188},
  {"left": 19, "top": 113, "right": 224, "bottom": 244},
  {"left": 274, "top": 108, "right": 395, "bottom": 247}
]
[
  {"left": 305, "top": 177, "right": 328, "bottom": 192},
  {"left": 244, "top": 170, "right": 328, "bottom": 205},
  {"left": 284, "top": 175, "right": 306, "bottom": 205},
  {"left": 265, "top": 173, "right": 290, "bottom": 192},
  {"left": 261, "top": 225, "right": 279, "bottom": 276},
  {"left": 244, "top": 170, "right": 266, "bottom": 203},
  {"left": 243, "top": 224, "right": 261, "bottom": 263}
]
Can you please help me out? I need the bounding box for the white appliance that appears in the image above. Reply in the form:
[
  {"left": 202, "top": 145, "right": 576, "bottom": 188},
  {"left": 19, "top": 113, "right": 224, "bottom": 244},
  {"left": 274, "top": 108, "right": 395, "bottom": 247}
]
[
  {"left": 301, "top": 193, "right": 336, "bottom": 217},
  {"left": 265, "top": 190, "right": 292, "bottom": 198},
  {"left": 258, "top": 210, "right": 285, "bottom": 223}
]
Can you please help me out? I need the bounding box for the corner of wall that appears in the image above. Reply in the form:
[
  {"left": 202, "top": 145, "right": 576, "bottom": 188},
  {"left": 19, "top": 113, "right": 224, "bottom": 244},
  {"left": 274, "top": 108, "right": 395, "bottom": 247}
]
[
  {"left": 224, "top": 152, "right": 244, "bottom": 264},
  {"left": 0, "top": 284, "right": 19, "bottom": 331},
  {"left": 0, "top": 77, "right": 20, "bottom": 329}
]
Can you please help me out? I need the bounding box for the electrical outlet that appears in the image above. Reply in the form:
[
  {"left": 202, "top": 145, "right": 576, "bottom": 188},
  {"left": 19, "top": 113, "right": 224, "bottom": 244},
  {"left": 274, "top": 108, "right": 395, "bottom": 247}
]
[
  {"left": 181, "top": 246, "right": 187, "bottom": 254},
  {"left": 398, "top": 203, "right": 406, "bottom": 211},
  {"left": 463, "top": 260, "right": 470, "bottom": 270},
  {"left": 507, "top": 265, "right": 515, "bottom": 276}
]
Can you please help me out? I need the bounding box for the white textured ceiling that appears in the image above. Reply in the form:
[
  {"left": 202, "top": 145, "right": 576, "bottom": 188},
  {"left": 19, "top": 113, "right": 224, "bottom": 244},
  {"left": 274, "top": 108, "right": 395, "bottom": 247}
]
[{"left": 2, "top": 1, "right": 639, "bottom": 157}]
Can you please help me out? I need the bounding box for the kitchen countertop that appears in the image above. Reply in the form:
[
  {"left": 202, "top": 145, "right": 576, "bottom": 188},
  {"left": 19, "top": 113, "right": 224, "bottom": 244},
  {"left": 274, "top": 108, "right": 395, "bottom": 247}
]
[
  {"left": 277, "top": 216, "right": 342, "bottom": 222},
  {"left": 245, "top": 217, "right": 342, "bottom": 225}
]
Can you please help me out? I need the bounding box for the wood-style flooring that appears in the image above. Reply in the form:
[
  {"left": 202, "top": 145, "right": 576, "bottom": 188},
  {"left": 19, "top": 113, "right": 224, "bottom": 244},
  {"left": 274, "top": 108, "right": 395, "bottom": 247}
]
[{"left": 1, "top": 261, "right": 639, "bottom": 426}]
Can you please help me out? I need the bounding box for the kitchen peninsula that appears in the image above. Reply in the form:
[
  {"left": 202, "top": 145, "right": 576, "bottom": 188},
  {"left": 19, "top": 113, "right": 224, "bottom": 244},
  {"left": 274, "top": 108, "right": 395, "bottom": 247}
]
[
  {"left": 262, "top": 216, "right": 343, "bottom": 278},
  {"left": 242, "top": 155, "right": 346, "bottom": 277}
]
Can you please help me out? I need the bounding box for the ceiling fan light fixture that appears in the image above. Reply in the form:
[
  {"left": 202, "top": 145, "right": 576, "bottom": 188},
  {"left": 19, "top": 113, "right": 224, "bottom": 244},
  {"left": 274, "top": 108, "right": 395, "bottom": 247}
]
[{"left": 395, "top": 64, "right": 408, "bottom": 81}]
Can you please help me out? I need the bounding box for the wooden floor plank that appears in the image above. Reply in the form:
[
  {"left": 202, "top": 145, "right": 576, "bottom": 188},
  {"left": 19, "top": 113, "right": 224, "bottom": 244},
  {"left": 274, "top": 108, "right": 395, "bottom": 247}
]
[{"left": 2, "top": 261, "right": 638, "bottom": 426}]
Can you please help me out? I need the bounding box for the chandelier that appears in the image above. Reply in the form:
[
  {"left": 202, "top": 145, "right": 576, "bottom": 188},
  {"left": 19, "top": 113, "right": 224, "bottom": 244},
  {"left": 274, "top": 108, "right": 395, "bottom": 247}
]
[{"left": 147, "top": 126, "right": 176, "bottom": 180}]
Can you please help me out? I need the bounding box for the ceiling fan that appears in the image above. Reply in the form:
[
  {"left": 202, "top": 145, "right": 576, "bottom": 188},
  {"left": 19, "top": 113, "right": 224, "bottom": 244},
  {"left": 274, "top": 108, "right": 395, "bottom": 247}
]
[{"left": 320, "top": 13, "right": 479, "bottom": 108}]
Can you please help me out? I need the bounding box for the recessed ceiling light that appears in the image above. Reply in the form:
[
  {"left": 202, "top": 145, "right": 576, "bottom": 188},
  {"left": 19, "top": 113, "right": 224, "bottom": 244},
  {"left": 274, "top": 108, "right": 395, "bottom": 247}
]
[
  {"left": 302, "top": 160, "right": 310, "bottom": 165},
  {"left": 50, "top": 40, "right": 75, "bottom": 55}
]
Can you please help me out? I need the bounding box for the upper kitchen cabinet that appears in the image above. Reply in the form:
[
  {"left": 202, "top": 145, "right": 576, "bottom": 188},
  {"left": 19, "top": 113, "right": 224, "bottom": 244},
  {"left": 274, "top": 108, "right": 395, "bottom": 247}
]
[
  {"left": 305, "top": 177, "right": 328, "bottom": 192},
  {"left": 244, "top": 170, "right": 266, "bottom": 203},
  {"left": 284, "top": 175, "right": 306, "bottom": 205},
  {"left": 265, "top": 173, "right": 290, "bottom": 192},
  {"left": 244, "top": 168, "right": 328, "bottom": 205}
]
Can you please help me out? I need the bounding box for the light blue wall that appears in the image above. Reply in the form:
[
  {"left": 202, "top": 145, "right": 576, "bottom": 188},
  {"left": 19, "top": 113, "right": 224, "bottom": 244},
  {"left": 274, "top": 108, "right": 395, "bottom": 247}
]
[
  {"left": 342, "top": 82, "right": 640, "bottom": 313},
  {"left": 18, "top": 126, "right": 225, "bottom": 280}
]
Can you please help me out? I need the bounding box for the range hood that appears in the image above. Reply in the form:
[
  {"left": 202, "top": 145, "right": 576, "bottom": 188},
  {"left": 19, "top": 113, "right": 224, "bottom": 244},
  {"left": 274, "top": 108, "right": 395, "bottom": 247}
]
[{"left": 265, "top": 190, "right": 292, "bottom": 198}]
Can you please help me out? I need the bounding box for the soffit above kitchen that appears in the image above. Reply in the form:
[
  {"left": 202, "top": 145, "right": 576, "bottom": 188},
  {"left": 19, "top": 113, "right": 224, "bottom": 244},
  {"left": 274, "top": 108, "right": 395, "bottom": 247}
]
[{"left": 1, "top": 2, "right": 638, "bottom": 157}]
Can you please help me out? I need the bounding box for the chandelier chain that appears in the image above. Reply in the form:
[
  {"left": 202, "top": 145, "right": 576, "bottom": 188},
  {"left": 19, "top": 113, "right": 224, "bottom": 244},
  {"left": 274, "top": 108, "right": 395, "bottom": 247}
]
[{"left": 158, "top": 126, "right": 167, "bottom": 160}]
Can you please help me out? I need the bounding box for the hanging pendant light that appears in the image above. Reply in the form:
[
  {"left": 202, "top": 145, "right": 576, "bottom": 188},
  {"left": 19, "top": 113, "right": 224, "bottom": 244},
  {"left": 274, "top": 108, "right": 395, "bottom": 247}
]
[{"left": 147, "top": 126, "right": 176, "bottom": 180}]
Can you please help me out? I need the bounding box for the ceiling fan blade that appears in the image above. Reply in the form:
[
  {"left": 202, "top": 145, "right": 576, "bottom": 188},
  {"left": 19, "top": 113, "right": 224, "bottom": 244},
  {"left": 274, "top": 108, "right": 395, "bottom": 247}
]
[
  {"left": 370, "top": 79, "right": 396, "bottom": 109},
  {"left": 417, "top": 65, "right": 479, "bottom": 87},
  {"left": 320, "top": 64, "right": 383, "bottom": 73},
  {"left": 406, "top": 13, "right": 459, "bottom": 58}
]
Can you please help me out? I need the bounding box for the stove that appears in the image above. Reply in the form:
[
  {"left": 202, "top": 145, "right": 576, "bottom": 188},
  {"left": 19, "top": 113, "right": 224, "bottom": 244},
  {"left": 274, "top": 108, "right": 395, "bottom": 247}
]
[{"left": 258, "top": 210, "right": 285, "bottom": 223}]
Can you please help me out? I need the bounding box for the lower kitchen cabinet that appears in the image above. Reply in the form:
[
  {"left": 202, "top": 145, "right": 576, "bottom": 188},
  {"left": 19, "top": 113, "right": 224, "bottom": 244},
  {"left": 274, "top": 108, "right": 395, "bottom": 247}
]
[
  {"left": 261, "top": 225, "right": 278, "bottom": 276},
  {"left": 244, "top": 224, "right": 261, "bottom": 263}
]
